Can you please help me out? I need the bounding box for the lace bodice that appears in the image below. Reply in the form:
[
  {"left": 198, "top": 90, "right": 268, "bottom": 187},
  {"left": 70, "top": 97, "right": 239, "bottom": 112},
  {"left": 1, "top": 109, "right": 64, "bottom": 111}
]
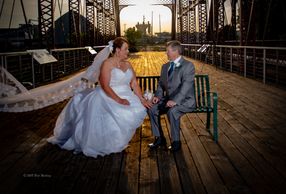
[{"left": 109, "top": 68, "right": 132, "bottom": 87}]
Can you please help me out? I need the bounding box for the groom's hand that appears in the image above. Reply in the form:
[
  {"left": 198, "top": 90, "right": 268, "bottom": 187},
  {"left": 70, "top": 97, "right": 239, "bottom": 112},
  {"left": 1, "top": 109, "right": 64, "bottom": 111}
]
[
  {"left": 166, "top": 100, "right": 177, "bottom": 108},
  {"left": 152, "top": 96, "right": 160, "bottom": 104}
]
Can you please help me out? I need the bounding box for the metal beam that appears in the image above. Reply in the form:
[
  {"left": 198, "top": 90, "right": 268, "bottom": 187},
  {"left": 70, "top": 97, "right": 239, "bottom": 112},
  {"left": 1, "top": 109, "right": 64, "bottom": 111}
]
[
  {"left": 69, "top": 0, "right": 81, "bottom": 47},
  {"left": 38, "top": 0, "right": 55, "bottom": 49},
  {"left": 114, "top": 0, "right": 121, "bottom": 36},
  {"left": 86, "top": 0, "right": 95, "bottom": 46}
]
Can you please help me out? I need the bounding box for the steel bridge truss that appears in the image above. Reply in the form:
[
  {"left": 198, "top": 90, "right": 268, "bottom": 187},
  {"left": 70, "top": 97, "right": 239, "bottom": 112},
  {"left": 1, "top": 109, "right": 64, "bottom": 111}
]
[
  {"left": 38, "top": 0, "right": 55, "bottom": 48},
  {"left": 69, "top": 0, "right": 81, "bottom": 47},
  {"left": 86, "top": 0, "right": 95, "bottom": 46},
  {"left": 176, "top": 0, "right": 207, "bottom": 44},
  {"left": 207, "top": 0, "right": 225, "bottom": 44},
  {"left": 38, "top": 0, "right": 118, "bottom": 48},
  {"left": 37, "top": 0, "right": 257, "bottom": 47}
]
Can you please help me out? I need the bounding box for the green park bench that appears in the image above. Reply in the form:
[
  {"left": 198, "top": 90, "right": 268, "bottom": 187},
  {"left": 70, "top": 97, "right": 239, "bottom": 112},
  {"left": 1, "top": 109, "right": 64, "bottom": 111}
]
[{"left": 137, "top": 74, "right": 218, "bottom": 142}]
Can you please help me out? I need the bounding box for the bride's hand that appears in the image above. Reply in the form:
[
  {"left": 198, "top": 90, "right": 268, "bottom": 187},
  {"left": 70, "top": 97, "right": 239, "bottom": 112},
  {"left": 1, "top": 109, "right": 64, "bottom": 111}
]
[
  {"left": 118, "top": 98, "right": 130, "bottom": 105},
  {"left": 140, "top": 98, "right": 153, "bottom": 109}
]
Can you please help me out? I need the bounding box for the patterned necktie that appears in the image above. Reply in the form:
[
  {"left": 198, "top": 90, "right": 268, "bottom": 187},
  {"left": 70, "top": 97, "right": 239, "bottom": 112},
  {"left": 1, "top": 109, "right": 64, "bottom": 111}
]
[{"left": 168, "top": 61, "right": 175, "bottom": 77}]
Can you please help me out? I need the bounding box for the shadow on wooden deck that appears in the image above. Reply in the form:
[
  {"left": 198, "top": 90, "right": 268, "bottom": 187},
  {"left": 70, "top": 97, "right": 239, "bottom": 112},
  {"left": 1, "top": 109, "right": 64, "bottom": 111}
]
[{"left": 1, "top": 52, "right": 286, "bottom": 194}]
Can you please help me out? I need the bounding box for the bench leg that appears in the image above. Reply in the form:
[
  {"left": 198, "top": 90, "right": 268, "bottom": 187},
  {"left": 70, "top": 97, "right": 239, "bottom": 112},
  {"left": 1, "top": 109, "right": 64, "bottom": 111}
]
[
  {"left": 206, "top": 111, "right": 211, "bottom": 131},
  {"left": 213, "top": 111, "right": 218, "bottom": 143}
]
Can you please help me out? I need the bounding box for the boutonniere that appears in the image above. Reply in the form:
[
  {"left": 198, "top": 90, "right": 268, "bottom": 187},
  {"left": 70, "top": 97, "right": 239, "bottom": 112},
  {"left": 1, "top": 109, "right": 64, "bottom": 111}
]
[{"left": 174, "top": 62, "right": 181, "bottom": 70}]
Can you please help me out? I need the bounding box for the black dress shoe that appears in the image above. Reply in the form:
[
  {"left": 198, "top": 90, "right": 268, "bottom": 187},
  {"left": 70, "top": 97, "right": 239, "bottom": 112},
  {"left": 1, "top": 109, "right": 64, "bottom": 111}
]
[
  {"left": 148, "top": 136, "right": 166, "bottom": 149},
  {"left": 168, "top": 141, "right": 181, "bottom": 152}
]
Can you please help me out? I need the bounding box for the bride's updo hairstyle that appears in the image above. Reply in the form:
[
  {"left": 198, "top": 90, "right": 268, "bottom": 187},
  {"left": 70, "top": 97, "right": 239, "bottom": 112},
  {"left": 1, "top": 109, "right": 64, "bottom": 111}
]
[{"left": 112, "top": 37, "right": 129, "bottom": 55}]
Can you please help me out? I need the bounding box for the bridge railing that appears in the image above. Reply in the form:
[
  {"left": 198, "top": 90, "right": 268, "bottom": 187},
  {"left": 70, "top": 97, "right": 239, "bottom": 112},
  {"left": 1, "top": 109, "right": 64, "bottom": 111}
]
[
  {"left": 0, "top": 46, "right": 105, "bottom": 89},
  {"left": 182, "top": 44, "right": 286, "bottom": 87},
  {"left": 2, "top": 44, "right": 286, "bottom": 89}
]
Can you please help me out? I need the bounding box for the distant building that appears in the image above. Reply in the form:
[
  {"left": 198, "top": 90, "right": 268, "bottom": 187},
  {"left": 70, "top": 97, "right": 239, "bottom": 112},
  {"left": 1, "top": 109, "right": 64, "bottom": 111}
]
[
  {"left": 0, "top": 11, "right": 96, "bottom": 52},
  {"left": 154, "top": 32, "right": 171, "bottom": 44},
  {"left": 135, "top": 16, "right": 151, "bottom": 36},
  {"left": 0, "top": 24, "right": 39, "bottom": 52}
]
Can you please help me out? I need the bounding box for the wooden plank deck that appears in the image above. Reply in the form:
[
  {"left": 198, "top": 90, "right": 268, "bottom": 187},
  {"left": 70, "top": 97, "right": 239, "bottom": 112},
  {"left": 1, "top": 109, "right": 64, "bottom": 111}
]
[{"left": 1, "top": 51, "right": 286, "bottom": 194}]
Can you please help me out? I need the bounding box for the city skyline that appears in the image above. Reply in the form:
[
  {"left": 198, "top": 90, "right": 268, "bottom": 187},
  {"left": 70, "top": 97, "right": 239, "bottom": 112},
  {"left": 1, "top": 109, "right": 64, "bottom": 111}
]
[
  {"left": 120, "top": 4, "right": 171, "bottom": 34},
  {"left": 0, "top": 0, "right": 172, "bottom": 34}
]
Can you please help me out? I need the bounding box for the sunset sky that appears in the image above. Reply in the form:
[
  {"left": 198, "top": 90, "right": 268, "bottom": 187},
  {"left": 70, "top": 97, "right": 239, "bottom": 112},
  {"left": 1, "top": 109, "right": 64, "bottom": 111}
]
[
  {"left": 120, "top": 4, "right": 171, "bottom": 34},
  {"left": 0, "top": 0, "right": 172, "bottom": 33},
  {"left": 0, "top": 0, "right": 232, "bottom": 34}
]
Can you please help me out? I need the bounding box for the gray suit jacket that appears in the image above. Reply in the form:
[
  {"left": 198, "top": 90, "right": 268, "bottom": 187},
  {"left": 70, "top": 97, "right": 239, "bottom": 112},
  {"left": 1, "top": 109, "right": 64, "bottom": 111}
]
[{"left": 155, "top": 56, "right": 196, "bottom": 110}]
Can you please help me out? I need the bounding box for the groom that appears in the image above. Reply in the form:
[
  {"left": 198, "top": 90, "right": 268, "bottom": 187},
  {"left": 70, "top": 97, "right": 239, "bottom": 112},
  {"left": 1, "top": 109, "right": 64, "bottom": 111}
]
[{"left": 147, "top": 40, "right": 196, "bottom": 152}]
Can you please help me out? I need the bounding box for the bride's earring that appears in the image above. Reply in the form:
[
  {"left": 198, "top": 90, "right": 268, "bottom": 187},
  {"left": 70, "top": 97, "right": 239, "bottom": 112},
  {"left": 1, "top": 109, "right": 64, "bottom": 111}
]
[{"left": 115, "top": 48, "right": 121, "bottom": 57}]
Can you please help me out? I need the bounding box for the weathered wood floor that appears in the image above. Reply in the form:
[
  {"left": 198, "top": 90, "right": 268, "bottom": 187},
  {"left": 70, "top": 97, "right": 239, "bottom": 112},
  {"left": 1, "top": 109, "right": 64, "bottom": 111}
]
[{"left": 1, "top": 52, "right": 286, "bottom": 194}]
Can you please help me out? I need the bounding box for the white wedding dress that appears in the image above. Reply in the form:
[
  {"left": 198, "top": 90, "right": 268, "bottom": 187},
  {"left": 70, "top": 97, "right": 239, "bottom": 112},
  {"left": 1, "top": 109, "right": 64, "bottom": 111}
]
[{"left": 47, "top": 67, "right": 146, "bottom": 158}]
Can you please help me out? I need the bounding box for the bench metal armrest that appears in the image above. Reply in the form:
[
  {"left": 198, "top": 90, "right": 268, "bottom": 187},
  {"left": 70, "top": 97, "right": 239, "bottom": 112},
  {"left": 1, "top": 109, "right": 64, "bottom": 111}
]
[
  {"left": 210, "top": 91, "right": 218, "bottom": 110},
  {"left": 200, "top": 91, "right": 218, "bottom": 108}
]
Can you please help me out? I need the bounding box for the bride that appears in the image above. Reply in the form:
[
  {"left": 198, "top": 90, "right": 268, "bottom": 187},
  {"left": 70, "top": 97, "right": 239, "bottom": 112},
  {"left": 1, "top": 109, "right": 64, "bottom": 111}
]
[{"left": 47, "top": 37, "right": 152, "bottom": 158}]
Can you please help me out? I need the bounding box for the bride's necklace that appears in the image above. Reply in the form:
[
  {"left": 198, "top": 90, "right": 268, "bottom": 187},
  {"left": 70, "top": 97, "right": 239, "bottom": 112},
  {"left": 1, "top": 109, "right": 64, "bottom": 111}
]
[{"left": 116, "top": 60, "right": 124, "bottom": 68}]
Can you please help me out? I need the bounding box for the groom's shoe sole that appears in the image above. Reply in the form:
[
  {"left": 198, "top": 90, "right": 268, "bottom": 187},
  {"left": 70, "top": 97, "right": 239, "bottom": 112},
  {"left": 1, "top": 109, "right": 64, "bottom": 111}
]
[
  {"left": 168, "top": 141, "right": 181, "bottom": 152},
  {"left": 148, "top": 137, "right": 167, "bottom": 149},
  {"left": 148, "top": 142, "right": 167, "bottom": 149}
]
